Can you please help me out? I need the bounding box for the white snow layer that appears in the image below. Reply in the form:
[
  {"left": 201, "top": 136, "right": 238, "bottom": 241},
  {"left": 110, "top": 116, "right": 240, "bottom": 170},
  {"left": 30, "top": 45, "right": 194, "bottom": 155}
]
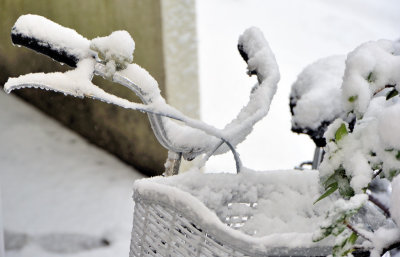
[
  {"left": 342, "top": 39, "right": 400, "bottom": 117},
  {"left": 91, "top": 30, "right": 135, "bottom": 64},
  {"left": 0, "top": 91, "right": 144, "bottom": 257},
  {"left": 291, "top": 55, "right": 345, "bottom": 130},
  {"left": 134, "top": 168, "right": 333, "bottom": 251},
  {"left": 221, "top": 27, "right": 279, "bottom": 148},
  {"left": 391, "top": 176, "right": 400, "bottom": 226},
  {"left": 13, "top": 14, "right": 91, "bottom": 61},
  {"left": 90, "top": 30, "right": 135, "bottom": 76}
]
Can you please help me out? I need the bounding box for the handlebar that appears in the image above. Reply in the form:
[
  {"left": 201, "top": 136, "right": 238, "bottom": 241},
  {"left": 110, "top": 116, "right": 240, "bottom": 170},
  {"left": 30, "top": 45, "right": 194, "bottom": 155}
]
[
  {"left": 5, "top": 15, "right": 280, "bottom": 175},
  {"left": 11, "top": 14, "right": 92, "bottom": 67}
]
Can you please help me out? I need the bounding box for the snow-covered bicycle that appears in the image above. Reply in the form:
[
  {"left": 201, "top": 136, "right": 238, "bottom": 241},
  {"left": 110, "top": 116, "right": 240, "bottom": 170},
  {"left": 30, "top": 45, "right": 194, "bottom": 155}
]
[{"left": 6, "top": 14, "right": 392, "bottom": 257}]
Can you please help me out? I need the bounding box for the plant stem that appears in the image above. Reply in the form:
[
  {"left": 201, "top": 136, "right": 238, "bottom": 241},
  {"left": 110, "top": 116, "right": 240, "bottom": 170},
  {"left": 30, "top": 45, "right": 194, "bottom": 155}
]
[
  {"left": 372, "top": 169, "right": 383, "bottom": 179},
  {"left": 368, "top": 194, "right": 390, "bottom": 218},
  {"left": 373, "top": 84, "right": 396, "bottom": 96},
  {"left": 345, "top": 221, "right": 372, "bottom": 242}
]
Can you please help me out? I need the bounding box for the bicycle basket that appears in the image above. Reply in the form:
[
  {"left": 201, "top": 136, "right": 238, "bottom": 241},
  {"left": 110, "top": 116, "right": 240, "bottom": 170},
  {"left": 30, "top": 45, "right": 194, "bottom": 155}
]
[{"left": 130, "top": 169, "right": 332, "bottom": 257}]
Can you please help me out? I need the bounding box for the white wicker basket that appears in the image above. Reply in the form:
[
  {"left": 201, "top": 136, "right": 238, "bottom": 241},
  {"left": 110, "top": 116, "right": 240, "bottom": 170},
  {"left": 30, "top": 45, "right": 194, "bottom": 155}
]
[{"left": 130, "top": 170, "right": 332, "bottom": 257}]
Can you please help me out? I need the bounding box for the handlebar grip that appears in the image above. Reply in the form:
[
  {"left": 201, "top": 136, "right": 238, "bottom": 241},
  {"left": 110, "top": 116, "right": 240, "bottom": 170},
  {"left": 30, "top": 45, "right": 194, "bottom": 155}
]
[{"left": 11, "top": 14, "right": 92, "bottom": 67}]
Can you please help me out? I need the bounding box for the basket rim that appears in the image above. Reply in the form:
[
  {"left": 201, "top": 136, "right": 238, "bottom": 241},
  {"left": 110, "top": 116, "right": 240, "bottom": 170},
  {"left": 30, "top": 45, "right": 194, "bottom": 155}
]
[{"left": 133, "top": 170, "right": 333, "bottom": 256}]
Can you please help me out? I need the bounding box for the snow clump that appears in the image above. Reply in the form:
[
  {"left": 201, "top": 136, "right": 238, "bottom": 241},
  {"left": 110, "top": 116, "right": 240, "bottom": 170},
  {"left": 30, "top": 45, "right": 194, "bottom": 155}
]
[
  {"left": 90, "top": 30, "right": 135, "bottom": 75},
  {"left": 290, "top": 55, "right": 346, "bottom": 146},
  {"left": 341, "top": 39, "right": 400, "bottom": 117}
]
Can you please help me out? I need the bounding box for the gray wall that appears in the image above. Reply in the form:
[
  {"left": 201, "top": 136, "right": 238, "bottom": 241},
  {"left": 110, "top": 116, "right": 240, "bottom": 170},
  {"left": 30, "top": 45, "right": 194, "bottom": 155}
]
[
  {"left": 0, "top": 0, "right": 199, "bottom": 176},
  {"left": 0, "top": 0, "right": 170, "bottom": 176}
]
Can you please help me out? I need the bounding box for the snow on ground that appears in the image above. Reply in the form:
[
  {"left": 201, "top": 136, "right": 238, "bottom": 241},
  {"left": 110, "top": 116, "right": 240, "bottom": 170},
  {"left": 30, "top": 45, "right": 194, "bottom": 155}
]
[
  {"left": 197, "top": 0, "right": 400, "bottom": 172},
  {"left": 0, "top": 91, "right": 144, "bottom": 257}
]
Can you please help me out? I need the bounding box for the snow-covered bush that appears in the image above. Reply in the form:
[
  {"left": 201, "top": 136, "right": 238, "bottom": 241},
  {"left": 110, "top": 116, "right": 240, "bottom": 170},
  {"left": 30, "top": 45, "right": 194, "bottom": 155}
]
[{"left": 293, "top": 39, "right": 400, "bottom": 256}]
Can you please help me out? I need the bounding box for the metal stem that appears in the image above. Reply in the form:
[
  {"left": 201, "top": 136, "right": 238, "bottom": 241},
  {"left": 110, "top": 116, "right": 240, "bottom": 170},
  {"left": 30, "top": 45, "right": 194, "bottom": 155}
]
[{"left": 312, "top": 147, "right": 324, "bottom": 170}]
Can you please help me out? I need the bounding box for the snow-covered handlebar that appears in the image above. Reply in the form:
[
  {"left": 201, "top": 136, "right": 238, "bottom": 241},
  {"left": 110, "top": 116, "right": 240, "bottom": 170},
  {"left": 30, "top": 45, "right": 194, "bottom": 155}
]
[
  {"left": 11, "top": 14, "right": 92, "bottom": 67},
  {"left": 5, "top": 14, "right": 280, "bottom": 174}
]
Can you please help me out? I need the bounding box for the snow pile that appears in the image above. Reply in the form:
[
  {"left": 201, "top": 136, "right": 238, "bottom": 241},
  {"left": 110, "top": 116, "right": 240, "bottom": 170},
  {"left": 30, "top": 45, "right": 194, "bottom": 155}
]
[
  {"left": 134, "top": 168, "right": 333, "bottom": 252},
  {"left": 342, "top": 39, "right": 400, "bottom": 117},
  {"left": 91, "top": 31, "right": 135, "bottom": 75},
  {"left": 320, "top": 39, "right": 400, "bottom": 188},
  {"left": 290, "top": 55, "right": 346, "bottom": 147},
  {"left": 319, "top": 117, "right": 374, "bottom": 193},
  {"left": 369, "top": 227, "right": 400, "bottom": 257}
]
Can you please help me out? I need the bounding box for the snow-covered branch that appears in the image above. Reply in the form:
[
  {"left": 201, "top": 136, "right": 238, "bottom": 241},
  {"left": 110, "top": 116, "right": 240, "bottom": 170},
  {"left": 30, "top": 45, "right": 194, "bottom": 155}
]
[{"left": 294, "top": 38, "right": 400, "bottom": 256}]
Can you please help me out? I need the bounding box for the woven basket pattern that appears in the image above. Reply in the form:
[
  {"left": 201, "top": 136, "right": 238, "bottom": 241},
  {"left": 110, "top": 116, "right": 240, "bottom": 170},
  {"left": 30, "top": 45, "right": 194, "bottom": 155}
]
[{"left": 130, "top": 199, "right": 250, "bottom": 257}]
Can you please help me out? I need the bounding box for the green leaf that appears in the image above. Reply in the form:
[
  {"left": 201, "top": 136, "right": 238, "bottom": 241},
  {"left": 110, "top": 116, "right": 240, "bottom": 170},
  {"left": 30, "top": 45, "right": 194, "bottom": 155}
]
[
  {"left": 323, "top": 173, "right": 337, "bottom": 188},
  {"left": 386, "top": 89, "right": 398, "bottom": 100},
  {"left": 321, "top": 168, "right": 354, "bottom": 200},
  {"left": 336, "top": 173, "right": 355, "bottom": 199},
  {"left": 348, "top": 96, "right": 358, "bottom": 103},
  {"left": 348, "top": 232, "right": 358, "bottom": 244},
  {"left": 314, "top": 182, "right": 338, "bottom": 204},
  {"left": 367, "top": 72, "right": 375, "bottom": 83},
  {"left": 335, "top": 123, "right": 348, "bottom": 142},
  {"left": 332, "top": 232, "right": 358, "bottom": 256},
  {"left": 396, "top": 151, "right": 400, "bottom": 161},
  {"left": 389, "top": 169, "right": 400, "bottom": 180},
  {"left": 338, "top": 183, "right": 355, "bottom": 199}
]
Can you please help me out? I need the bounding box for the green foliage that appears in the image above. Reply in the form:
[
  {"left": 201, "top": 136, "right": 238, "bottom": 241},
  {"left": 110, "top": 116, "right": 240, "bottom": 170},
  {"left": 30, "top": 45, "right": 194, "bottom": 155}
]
[
  {"left": 367, "top": 72, "right": 375, "bottom": 83},
  {"left": 386, "top": 89, "right": 398, "bottom": 100},
  {"left": 389, "top": 169, "right": 400, "bottom": 180},
  {"left": 348, "top": 96, "right": 358, "bottom": 103},
  {"left": 313, "top": 205, "right": 359, "bottom": 242},
  {"left": 314, "top": 182, "right": 338, "bottom": 204},
  {"left": 315, "top": 168, "right": 354, "bottom": 204},
  {"left": 313, "top": 194, "right": 366, "bottom": 256},
  {"left": 316, "top": 44, "right": 400, "bottom": 257},
  {"left": 332, "top": 232, "right": 358, "bottom": 257},
  {"left": 337, "top": 175, "right": 355, "bottom": 199},
  {"left": 335, "top": 123, "right": 348, "bottom": 142}
]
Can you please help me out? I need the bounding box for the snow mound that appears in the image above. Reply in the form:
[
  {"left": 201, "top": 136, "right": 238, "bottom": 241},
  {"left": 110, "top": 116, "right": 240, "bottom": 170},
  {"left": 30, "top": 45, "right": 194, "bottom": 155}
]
[
  {"left": 290, "top": 55, "right": 346, "bottom": 147},
  {"left": 134, "top": 168, "right": 333, "bottom": 252},
  {"left": 342, "top": 39, "right": 400, "bottom": 117},
  {"left": 90, "top": 31, "right": 135, "bottom": 73}
]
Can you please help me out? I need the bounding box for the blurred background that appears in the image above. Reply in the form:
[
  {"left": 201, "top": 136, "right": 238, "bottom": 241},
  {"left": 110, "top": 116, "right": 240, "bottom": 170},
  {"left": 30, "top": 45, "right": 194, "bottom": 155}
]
[
  {"left": 0, "top": 0, "right": 399, "bottom": 256},
  {"left": 198, "top": 0, "right": 400, "bottom": 172}
]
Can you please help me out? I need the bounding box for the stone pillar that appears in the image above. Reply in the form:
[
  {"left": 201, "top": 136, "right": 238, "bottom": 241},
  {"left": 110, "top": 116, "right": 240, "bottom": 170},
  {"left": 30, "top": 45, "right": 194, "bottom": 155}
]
[
  {"left": 161, "top": 0, "right": 199, "bottom": 119},
  {"left": 0, "top": 189, "right": 4, "bottom": 257},
  {"left": 161, "top": 0, "right": 199, "bottom": 172},
  {"left": 0, "top": 0, "right": 199, "bottom": 176}
]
